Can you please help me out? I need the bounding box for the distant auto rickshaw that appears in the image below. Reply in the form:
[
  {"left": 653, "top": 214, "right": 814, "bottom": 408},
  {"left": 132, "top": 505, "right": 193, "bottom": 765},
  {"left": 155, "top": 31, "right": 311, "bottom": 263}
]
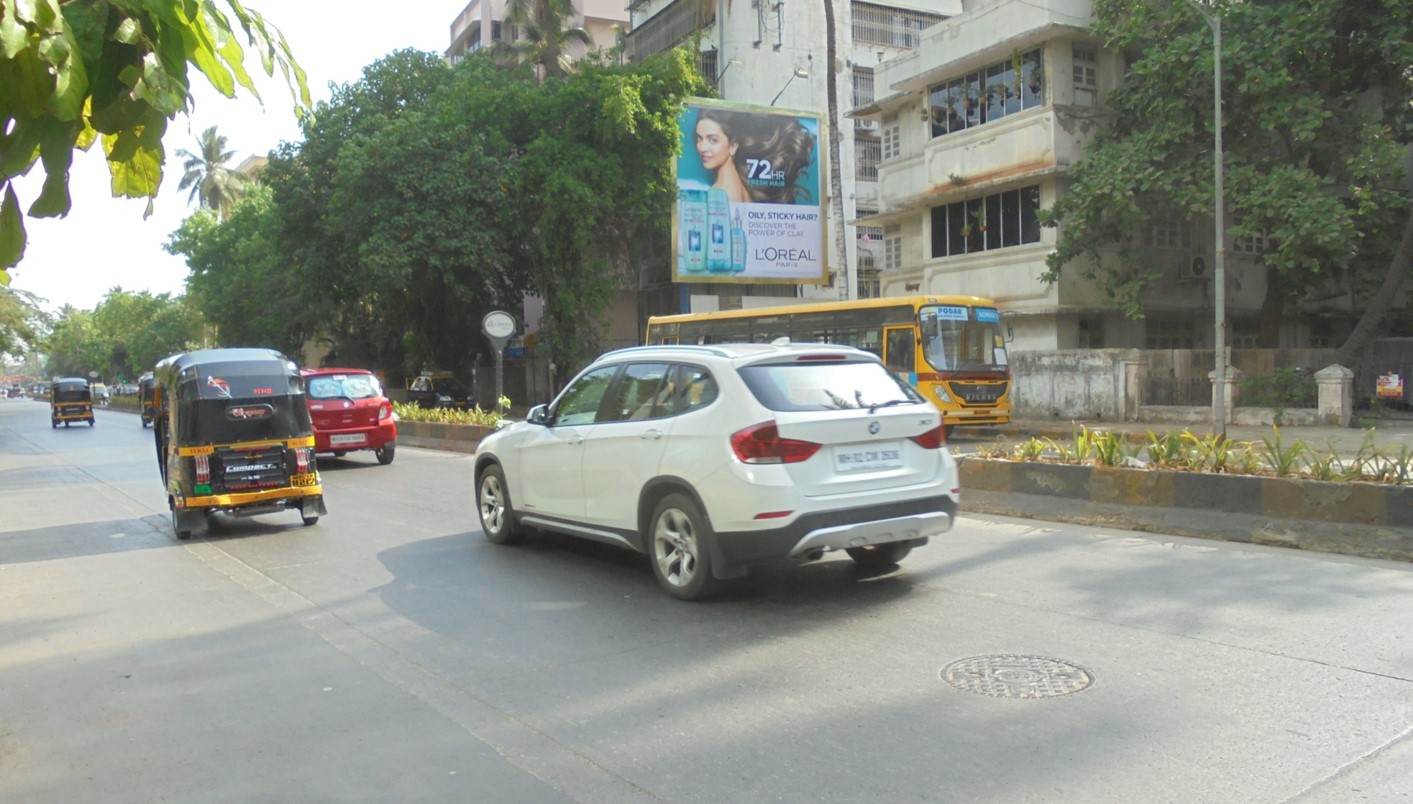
[
  {"left": 152, "top": 348, "right": 327, "bottom": 539},
  {"left": 138, "top": 372, "right": 156, "bottom": 428},
  {"left": 50, "top": 377, "right": 95, "bottom": 427}
]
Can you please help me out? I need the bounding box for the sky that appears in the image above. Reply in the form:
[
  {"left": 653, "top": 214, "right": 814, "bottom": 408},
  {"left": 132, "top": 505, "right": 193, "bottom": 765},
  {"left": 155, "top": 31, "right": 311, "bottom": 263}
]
[{"left": 9, "top": 0, "right": 471, "bottom": 314}]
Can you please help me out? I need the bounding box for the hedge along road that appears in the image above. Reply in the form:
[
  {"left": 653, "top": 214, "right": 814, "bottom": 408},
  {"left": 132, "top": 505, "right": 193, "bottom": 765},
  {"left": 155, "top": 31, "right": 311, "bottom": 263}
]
[{"left": 3, "top": 397, "right": 1413, "bottom": 802}]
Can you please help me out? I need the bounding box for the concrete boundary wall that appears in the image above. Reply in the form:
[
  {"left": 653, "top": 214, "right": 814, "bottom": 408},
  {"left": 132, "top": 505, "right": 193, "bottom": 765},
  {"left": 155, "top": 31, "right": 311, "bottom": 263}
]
[{"left": 959, "top": 458, "right": 1413, "bottom": 562}]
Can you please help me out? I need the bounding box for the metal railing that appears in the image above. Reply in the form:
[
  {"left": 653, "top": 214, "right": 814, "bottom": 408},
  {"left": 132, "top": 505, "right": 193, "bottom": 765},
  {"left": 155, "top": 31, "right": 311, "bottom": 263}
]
[
  {"left": 851, "top": 2, "right": 944, "bottom": 50},
  {"left": 855, "top": 135, "right": 881, "bottom": 182},
  {"left": 622, "top": 0, "right": 713, "bottom": 63}
]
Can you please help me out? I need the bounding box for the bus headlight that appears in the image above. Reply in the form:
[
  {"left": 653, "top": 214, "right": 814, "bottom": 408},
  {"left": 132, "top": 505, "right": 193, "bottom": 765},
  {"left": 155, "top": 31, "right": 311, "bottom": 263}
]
[{"left": 931, "top": 383, "right": 952, "bottom": 403}]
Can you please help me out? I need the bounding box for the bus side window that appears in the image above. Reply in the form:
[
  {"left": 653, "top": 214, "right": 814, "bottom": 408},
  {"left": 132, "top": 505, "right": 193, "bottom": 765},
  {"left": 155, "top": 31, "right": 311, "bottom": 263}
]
[{"left": 884, "top": 327, "right": 915, "bottom": 372}]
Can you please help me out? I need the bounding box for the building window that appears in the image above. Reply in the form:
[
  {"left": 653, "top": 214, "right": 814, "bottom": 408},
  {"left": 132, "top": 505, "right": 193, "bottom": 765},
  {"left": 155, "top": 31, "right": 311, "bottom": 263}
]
[
  {"left": 1078, "top": 317, "right": 1104, "bottom": 348},
  {"left": 929, "top": 185, "right": 1042, "bottom": 257},
  {"left": 1145, "top": 216, "right": 1192, "bottom": 250},
  {"left": 855, "top": 134, "right": 881, "bottom": 181},
  {"left": 852, "top": 66, "right": 875, "bottom": 109},
  {"left": 852, "top": 2, "right": 945, "bottom": 49},
  {"left": 884, "top": 224, "right": 903, "bottom": 271},
  {"left": 1146, "top": 317, "right": 1197, "bottom": 349},
  {"left": 857, "top": 254, "right": 881, "bottom": 298},
  {"left": 1231, "top": 318, "right": 1260, "bottom": 349},
  {"left": 882, "top": 124, "right": 901, "bottom": 161},
  {"left": 928, "top": 49, "right": 1042, "bottom": 137},
  {"left": 1232, "top": 214, "right": 1267, "bottom": 254},
  {"left": 1072, "top": 44, "right": 1098, "bottom": 107},
  {"left": 1309, "top": 318, "right": 1332, "bottom": 348}
]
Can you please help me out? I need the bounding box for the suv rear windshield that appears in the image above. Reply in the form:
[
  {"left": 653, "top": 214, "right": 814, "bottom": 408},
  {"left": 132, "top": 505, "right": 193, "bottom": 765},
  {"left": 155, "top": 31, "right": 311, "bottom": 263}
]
[{"left": 738, "top": 360, "right": 924, "bottom": 412}]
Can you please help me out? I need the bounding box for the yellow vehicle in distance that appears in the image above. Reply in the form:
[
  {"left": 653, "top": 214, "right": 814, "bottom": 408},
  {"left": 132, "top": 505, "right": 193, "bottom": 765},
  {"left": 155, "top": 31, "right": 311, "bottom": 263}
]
[
  {"left": 50, "top": 377, "right": 95, "bottom": 428},
  {"left": 646, "top": 295, "right": 1011, "bottom": 434}
]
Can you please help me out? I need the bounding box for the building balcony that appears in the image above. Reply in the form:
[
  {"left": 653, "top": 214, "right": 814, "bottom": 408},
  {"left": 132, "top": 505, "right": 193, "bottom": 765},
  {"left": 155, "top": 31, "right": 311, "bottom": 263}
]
[
  {"left": 875, "top": 107, "right": 1092, "bottom": 216},
  {"left": 622, "top": 0, "right": 713, "bottom": 63}
]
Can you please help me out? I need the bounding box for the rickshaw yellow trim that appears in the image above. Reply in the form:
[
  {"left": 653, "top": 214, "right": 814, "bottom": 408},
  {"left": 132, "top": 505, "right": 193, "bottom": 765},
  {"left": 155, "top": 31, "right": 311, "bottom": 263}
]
[
  {"left": 176, "top": 435, "right": 315, "bottom": 457},
  {"left": 175, "top": 482, "right": 324, "bottom": 509}
]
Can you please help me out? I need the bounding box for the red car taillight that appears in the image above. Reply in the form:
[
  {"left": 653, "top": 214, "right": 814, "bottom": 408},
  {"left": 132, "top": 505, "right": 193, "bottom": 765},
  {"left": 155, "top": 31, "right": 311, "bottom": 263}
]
[
  {"left": 378, "top": 402, "right": 392, "bottom": 421},
  {"left": 194, "top": 454, "right": 211, "bottom": 484},
  {"left": 730, "top": 421, "right": 820, "bottom": 464},
  {"left": 295, "top": 447, "right": 312, "bottom": 473},
  {"left": 908, "top": 425, "right": 947, "bottom": 450}
]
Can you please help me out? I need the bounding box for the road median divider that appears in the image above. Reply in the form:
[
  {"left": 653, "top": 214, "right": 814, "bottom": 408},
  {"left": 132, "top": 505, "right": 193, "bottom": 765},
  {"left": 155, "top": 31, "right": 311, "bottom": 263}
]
[{"left": 958, "top": 457, "right": 1413, "bottom": 563}]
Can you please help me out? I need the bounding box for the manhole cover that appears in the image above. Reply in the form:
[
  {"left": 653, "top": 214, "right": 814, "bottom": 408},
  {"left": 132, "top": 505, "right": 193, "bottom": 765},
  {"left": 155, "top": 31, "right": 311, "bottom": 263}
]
[{"left": 941, "top": 655, "right": 1094, "bottom": 699}]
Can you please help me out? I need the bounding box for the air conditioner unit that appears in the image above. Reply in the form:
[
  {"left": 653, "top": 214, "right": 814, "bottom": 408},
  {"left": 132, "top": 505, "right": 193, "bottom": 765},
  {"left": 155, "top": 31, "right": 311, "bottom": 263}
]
[
  {"left": 855, "top": 119, "right": 880, "bottom": 131},
  {"left": 1179, "top": 256, "right": 1208, "bottom": 281}
]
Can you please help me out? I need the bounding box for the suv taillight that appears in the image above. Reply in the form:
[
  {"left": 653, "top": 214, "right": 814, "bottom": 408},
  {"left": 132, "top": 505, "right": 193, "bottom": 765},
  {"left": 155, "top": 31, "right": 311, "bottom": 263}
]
[
  {"left": 908, "top": 425, "right": 947, "bottom": 450},
  {"left": 730, "top": 421, "right": 820, "bottom": 464}
]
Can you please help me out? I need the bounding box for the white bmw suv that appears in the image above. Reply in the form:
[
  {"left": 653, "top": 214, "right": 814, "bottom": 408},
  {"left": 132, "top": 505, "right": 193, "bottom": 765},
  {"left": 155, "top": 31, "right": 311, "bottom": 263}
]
[{"left": 473, "top": 343, "right": 960, "bottom": 600}]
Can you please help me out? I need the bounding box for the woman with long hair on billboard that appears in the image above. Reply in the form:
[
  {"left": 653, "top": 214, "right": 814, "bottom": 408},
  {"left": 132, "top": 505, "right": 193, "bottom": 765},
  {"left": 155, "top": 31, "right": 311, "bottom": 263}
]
[
  {"left": 694, "top": 108, "right": 752, "bottom": 203},
  {"left": 694, "top": 107, "right": 817, "bottom": 205}
]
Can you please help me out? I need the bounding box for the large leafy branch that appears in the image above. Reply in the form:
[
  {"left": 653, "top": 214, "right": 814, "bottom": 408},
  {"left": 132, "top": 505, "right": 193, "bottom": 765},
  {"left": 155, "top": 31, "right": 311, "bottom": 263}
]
[{"left": 0, "top": 0, "right": 309, "bottom": 282}]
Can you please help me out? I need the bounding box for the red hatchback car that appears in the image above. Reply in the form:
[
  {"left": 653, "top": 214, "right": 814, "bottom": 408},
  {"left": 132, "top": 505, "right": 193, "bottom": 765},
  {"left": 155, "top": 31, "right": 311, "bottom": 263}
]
[{"left": 301, "top": 368, "right": 398, "bottom": 464}]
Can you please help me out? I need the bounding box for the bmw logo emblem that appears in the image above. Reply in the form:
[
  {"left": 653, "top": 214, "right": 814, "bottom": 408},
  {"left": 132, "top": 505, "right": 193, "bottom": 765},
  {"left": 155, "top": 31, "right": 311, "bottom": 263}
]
[{"left": 868, "top": 421, "right": 881, "bottom": 434}]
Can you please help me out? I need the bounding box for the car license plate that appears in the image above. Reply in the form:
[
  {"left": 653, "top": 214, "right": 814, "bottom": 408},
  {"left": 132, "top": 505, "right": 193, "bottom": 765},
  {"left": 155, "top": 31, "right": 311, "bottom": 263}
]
[
  {"left": 330, "top": 433, "right": 367, "bottom": 446},
  {"left": 834, "top": 442, "right": 903, "bottom": 473},
  {"left": 291, "top": 473, "right": 318, "bottom": 487}
]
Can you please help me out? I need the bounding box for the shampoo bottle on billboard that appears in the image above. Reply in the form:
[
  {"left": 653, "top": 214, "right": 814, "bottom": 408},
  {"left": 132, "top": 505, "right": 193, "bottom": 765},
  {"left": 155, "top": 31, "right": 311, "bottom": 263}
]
[
  {"left": 679, "top": 190, "right": 707, "bottom": 272},
  {"left": 731, "top": 210, "right": 747, "bottom": 273},
  {"left": 706, "top": 188, "right": 731, "bottom": 272}
]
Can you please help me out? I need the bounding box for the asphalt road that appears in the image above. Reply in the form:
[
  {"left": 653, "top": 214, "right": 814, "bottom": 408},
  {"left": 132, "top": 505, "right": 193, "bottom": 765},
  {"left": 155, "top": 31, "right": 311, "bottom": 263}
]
[{"left": 3, "top": 398, "right": 1411, "bottom": 803}]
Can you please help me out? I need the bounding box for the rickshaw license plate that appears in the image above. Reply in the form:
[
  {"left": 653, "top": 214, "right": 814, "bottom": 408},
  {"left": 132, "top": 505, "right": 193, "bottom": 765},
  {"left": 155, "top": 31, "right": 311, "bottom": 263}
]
[
  {"left": 330, "top": 434, "right": 366, "bottom": 446},
  {"left": 291, "top": 473, "right": 318, "bottom": 487}
]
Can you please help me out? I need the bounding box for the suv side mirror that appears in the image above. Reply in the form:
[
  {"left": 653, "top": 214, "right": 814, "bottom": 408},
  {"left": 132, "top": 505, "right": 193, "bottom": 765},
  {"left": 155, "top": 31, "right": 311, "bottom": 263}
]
[{"left": 527, "top": 404, "right": 549, "bottom": 425}]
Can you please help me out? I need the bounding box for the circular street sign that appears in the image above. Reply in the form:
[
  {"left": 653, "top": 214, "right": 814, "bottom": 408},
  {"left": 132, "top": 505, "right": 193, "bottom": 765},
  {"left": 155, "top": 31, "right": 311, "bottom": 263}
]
[{"left": 483, "top": 311, "right": 516, "bottom": 339}]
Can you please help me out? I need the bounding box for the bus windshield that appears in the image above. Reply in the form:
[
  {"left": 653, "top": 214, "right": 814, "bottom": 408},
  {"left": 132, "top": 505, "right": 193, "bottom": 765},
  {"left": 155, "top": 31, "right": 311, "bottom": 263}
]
[{"left": 918, "top": 305, "right": 1007, "bottom": 373}]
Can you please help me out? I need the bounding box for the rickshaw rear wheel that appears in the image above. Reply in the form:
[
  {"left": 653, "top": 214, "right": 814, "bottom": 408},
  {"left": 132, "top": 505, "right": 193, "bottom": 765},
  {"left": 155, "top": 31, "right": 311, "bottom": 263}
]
[{"left": 171, "top": 508, "right": 193, "bottom": 540}]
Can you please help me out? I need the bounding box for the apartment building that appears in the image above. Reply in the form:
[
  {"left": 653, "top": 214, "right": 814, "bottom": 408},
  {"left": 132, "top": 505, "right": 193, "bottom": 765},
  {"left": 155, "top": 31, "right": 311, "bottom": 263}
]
[
  {"left": 856, "top": 0, "right": 1390, "bottom": 351},
  {"left": 447, "top": 0, "right": 627, "bottom": 63},
  {"left": 623, "top": 0, "right": 953, "bottom": 314}
]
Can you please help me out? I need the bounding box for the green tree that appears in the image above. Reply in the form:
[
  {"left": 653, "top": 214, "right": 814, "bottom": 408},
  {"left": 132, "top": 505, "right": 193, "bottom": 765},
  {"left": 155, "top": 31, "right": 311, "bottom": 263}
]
[
  {"left": 89, "top": 287, "right": 202, "bottom": 379},
  {"left": 1041, "top": 0, "right": 1412, "bottom": 350},
  {"left": 498, "top": 0, "right": 592, "bottom": 79},
  {"left": 0, "top": 286, "right": 48, "bottom": 359},
  {"left": 168, "top": 186, "right": 312, "bottom": 359},
  {"left": 263, "top": 49, "right": 462, "bottom": 371},
  {"left": 0, "top": 0, "right": 309, "bottom": 282},
  {"left": 177, "top": 125, "right": 248, "bottom": 220},
  {"left": 43, "top": 306, "right": 104, "bottom": 378}
]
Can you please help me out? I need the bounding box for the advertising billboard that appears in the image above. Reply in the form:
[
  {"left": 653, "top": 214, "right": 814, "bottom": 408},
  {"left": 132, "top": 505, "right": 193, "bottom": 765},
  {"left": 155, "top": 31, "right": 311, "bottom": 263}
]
[{"left": 673, "top": 98, "right": 827, "bottom": 284}]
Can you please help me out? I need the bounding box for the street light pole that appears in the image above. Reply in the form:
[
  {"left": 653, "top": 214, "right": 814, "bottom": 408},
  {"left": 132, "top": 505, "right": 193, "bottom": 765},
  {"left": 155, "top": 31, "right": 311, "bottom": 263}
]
[{"left": 1189, "top": 0, "right": 1226, "bottom": 438}]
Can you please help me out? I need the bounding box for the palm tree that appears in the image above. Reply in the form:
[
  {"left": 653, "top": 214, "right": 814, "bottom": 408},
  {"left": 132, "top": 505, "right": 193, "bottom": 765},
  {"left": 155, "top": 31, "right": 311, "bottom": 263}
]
[
  {"left": 177, "top": 126, "right": 247, "bottom": 220},
  {"left": 497, "top": 0, "right": 592, "bottom": 80}
]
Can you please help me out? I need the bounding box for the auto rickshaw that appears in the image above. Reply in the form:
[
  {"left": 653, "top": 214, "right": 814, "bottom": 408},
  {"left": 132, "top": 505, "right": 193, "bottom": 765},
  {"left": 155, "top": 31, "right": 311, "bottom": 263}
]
[
  {"left": 50, "top": 377, "right": 95, "bottom": 427},
  {"left": 152, "top": 348, "right": 327, "bottom": 539},
  {"left": 138, "top": 372, "right": 156, "bottom": 428}
]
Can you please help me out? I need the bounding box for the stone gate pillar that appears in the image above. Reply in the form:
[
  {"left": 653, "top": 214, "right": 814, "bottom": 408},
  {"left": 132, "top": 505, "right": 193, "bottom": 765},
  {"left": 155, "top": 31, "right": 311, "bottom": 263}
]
[{"left": 1315, "top": 364, "right": 1355, "bottom": 427}]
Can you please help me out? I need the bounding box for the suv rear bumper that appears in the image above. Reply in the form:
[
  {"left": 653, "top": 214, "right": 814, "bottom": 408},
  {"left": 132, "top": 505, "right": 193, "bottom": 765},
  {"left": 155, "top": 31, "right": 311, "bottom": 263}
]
[{"left": 709, "top": 495, "right": 958, "bottom": 570}]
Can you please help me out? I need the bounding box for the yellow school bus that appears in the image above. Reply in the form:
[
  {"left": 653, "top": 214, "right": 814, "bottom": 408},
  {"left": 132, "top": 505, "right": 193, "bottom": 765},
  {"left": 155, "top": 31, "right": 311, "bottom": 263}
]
[{"left": 646, "top": 295, "right": 1011, "bottom": 431}]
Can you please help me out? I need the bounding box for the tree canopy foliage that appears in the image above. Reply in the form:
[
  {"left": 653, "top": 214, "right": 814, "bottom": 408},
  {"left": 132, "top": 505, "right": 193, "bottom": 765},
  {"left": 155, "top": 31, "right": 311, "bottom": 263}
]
[
  {"left": 43, "top": 289, "right": 202, "bottom": 380},
  {"left": 0, "top": 0, "right": 309, "bottom": 283},
  {"left": 177, "top": 125, "right": 248, "bottom": 219},
  {"left": 171, "top": 47, "right": 705, "bottom": 384},
  {"left": 0, "top": 285, "right": 47, "bottom": 359},
  {"left": 1042, "top": 0, "right": 1413, "bottom": 348}
]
